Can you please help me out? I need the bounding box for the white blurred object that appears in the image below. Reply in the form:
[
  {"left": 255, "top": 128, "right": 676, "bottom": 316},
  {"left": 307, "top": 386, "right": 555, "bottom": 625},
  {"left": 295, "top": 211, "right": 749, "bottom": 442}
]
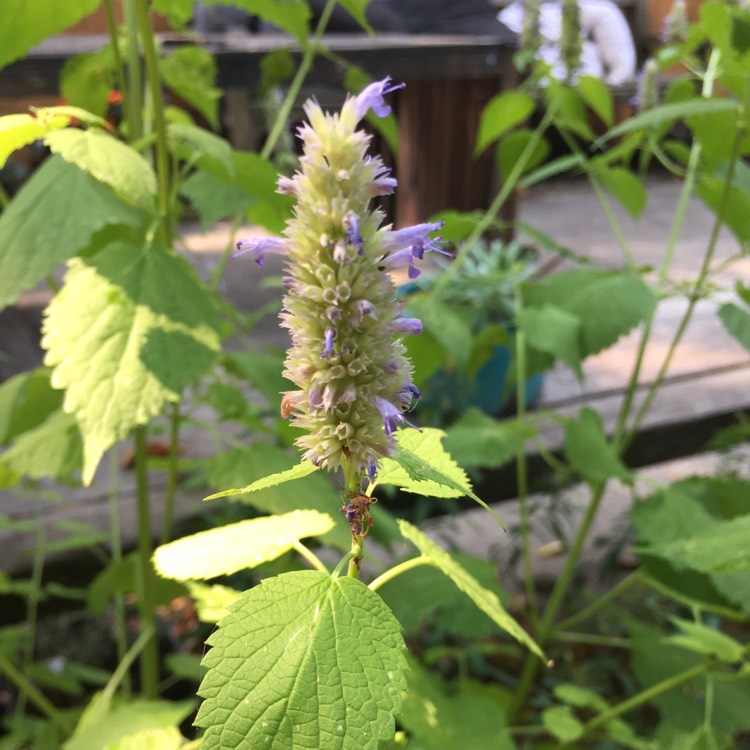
[{"left": 499, "top": 0, "right": 636, "bottom": 85}]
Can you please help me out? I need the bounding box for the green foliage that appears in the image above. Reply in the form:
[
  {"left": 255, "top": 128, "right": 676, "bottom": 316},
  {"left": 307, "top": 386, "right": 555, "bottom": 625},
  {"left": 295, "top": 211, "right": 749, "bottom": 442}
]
[
  {"left": 153, "top": 510, "right": 334, "bottom": 580},
  {"left": 475, "top": 91, "right": 535, "bottom": 155},
  {"left": 43, "top": 240, "right": 221, "bottom": 483},
  {"left": 0, "top": 0, "right": 99, "bottom": 70},
  {"left": 564, "top": 407, "right": 631, "bottom": 484},
  {"left": 0, "top": 156, "right": 145, "bottom": 310},
  {"left": 197, "top": 571, "right": 407, "bottom": 749}
]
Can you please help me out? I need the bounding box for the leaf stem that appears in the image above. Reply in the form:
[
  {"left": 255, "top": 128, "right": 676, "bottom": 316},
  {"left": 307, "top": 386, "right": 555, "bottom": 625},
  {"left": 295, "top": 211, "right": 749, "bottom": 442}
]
[
  {"left": 260, "top": 0, "right": 338, "bottom": 161},
  {"left": 293, "top": 540, "right": 330, "bottom": 574},
  {"left": 0, "top": 653, "right": 74, "bottom": 735},
  {"left": 555, "top": 570, "right": 642, "bottom": 632},
  {"left": 122, "top": 0, "right": 143, "bottom": 142},
  {"left": 551, "top": 631, "right": 630, "bottom": 649},
  {"left": 134, "top": 0, "right": 172, "bottom": 243},
  {"left": 160, "top": 401, "right": 181, "bottom": 544},
  {"left": 133, "top": 425, "right": 159, "bottom": 699},
  {"left": 368, "top": 555, "right": 433, "bottom": 592}
]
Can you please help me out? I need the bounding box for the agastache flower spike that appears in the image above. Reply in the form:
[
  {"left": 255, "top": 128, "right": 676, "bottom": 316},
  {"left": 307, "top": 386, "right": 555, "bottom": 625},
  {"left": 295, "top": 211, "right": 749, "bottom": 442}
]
[{"left": 235, "top": 78, "right": 432, "bottom": 478}]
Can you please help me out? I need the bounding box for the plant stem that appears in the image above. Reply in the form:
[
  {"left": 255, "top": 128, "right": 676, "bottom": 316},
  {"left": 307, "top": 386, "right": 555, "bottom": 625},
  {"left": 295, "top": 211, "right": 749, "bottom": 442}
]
[
  {"left": 102, "top": 0, "right": 128, "bottom": 112},
  {"left": 582, "top": 662, "right": 711, "bottom": 735},
  {"left": 209, "top": 213, "right": 244, "bottom": 291},
  {"left": 293, "top": 540, "right": 330, "bottom": 573},
  {"left": 513, "top": 282, "right": 539, "bottom": 627},
  {"left": 135, "top": 0, "right": 172, "bottom": 244},
  {"left": 347, "top": 535, "right": 364, "bottom": 579},
  {"left": 0, "top": 653, "right": 74, "bottom": 735},
  {"left": 368, "top": 555, "right": 433, "bottom": 592},
  {"left": 122, "top": 0, "right": 143, "bottom": 142},
  {"left": 133, "top": 425, "right": 159, "bottom": 699},
  {"left": 101, "top": 624, "right": 155, "bottom": 705},
  {"left": 551, "top": 631, "right": 630, "bottom": 649},
  {"left": 260, "top": 0, "right": 337, "bottom": 161},
  {"left": 160, "top": 401, "right": 181, "bottom": 544},
  {"left": 555, "top": 570, "right": 642, "bottom": 632}
]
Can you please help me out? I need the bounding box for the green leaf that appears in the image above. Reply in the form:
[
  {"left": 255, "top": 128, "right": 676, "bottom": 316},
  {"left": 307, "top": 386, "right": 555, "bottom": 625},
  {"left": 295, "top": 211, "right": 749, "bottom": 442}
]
[
  {"left": 159, "top": 46, "right": 221, "bottom": 130},
  {"left": 151, "top": 0, "right": 195, "bottom": 27},
  {"left": 106, "top": 727, "right": 184, "bottom": 750},
  {"left": 696, "top": 171, "right": 750, "bottom": 247},
  {"left": 578, "top": 75, "right": 614, "bottom": 127},
  {"left": 204, "top": 458, "right": 320, "bottom": 501},
  {"left": 0, "top": 156, "right": 145, "bottom": 310},
  {"left": 553, "top": 683, "right": 608, "bottom": 712},
  {"left": 167, "top": 122, "right": 233, "bottom": 172},
  {"left": 518, "top": 304, "right": 582, "bottom": 378},
  {"left": 186, "top": 581, "right": 241, "bottom": 623},
  {"left": 0, "top": 368, "right": 62, "bottom": 445},
  {"left": 600, "top": 98, "right": 740, "bottom": 143},
  {"left": 541, "top": 706, "right": 584, "bottom": 743},
  {"left": 564, "top": 407, "right": 631, "bottom": 484},
  {"left": 524, "top": 269, "right": 656, "bottom": 357},
  {"left": 475, "top": 91, "right": 535, "bottom": 155},
  {"left": 42, "top": 240, "right": 221, "bottom": 484},
  {"left": 60, "top": 50, "right": 116, "bottom": 118},
  {"left": 217, "top": 0, "right": 311, "bottom": 43},
  {"left": 0, "top": 0, "right": 100, "bottom": 70},
  {"left": 595, "top": 166, "right": 647, "bottom": 218},
  {"left": 179, "top": 169, "right": 253, "bottom": 229},
  {"left": 497, "top": 130, "right": 550, "bottom": 182},
  {"left": 64, "top": 699, "right": 194, "bottom": 750},
  {"left": 664, "top": 617, "right": 744, "bottom": 663},
  {"left": 548, "top": 83, "right": 593, "bottom": 140},
  {"left": 443, "top": 409, "right": 537, "bottom": 470},
  {"left": 1, "top": 409, "right": 82, "bottom": 482},
  {"left": 196, "top": 570, "right": 407, "bottom": 749},
  {"left": 223, "top": 348, "right": 289, "bottom": 407},
  {"left": 399, "top": 660, "right": 516, "bottom": 750},
  {"left": 718, "top": 302, "right": 750, "bottom": 351},
  {"left": 44, "top": 128, "right": 157, "bottom": 212},
  {"left": 398, "top": 520, "right": 544, "bottom": 659},
  {"left": 153, "top": 510, "right": 334, "bottom": 580},
  {"left": 0, "top": 113, "right": 66, "bottom": 170},
  {"left": 335, "top": 0, "right": 372, "bottom": 32},
  {"left": 404, "top": 292, "right": 473, "bottom": 366}
]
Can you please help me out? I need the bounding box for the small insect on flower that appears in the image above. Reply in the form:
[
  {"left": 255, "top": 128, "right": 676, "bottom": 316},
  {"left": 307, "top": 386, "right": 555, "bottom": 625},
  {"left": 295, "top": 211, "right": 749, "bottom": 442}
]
[{"left": 340, "top": 492, "right": 378, "bottom": 539}]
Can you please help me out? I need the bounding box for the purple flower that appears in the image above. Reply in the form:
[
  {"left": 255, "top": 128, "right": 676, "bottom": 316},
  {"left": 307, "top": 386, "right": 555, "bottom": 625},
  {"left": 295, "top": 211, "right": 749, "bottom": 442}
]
[
  {"left": 374, "top": 396, "right": 418, "bottom": 438},
  {"left": 344, "top": 212, "right": 363, "bottom": 250},
  {"left": 277, "top": 175, "right": 297, "bottom": 195},
  {"left": 322, "top": 327, "right": 335, "bottom": 357},
  {"left": 380, "top": 221, "right": 451, "bottom": 278},
  {"left": 393, "top": 317, "right": 423, "bottom": 335},
  {"left": 233, "top": 236, "right": 288, "bottom": 267},
  {"left": 353, "top": 77, "right": 405, "bottom": 121}
]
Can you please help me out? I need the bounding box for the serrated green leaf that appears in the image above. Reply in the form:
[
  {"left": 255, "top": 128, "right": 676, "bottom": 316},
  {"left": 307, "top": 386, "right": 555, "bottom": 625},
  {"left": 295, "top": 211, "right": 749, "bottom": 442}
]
[
  {"left": 524, "top": 269, "right": 656, "bottom": 357},
  {"left": 42, "top": 240, "right": 220, "bottom": 484},
  {"left": 167, "top": 122, "right": 233, "bottom": 172},
  {"left": 518, "top": 304, "right": 582, "bottom": 378},
  {"left": 578, "top": 75, "right": 614, "bottom": 127},
  {"left": 542, "top": 706, "right": 584, "bottom": 743},
  {"left": 0, "top": 0, "right": 99, "bottom": 70},
  {"left": 44, "top": 128, "right": 157, "bottom": 211},
  {"left": 595, "top": 166, "right": 647, "bottom": 218},
  {"left": 664, "top": 617, "right": 744, "bottom": 663},
  {"left": 475, "top": 91, "right": 535, "bottom": 155},
  {"left": 2, "top": 409, "right": 82, "bottom": 482},
  {"left": 398, "top": 520, "right": 543, "bottom": 659},
  {"left": 0, "top": 156, "right": 145, "bottom": 310},
  {"left": 564, "top": 407, "right": 631, "bottom": 484},
  {"left": 154, "top": 510, "right": 334, "bottom": 580},
  {"left": 719, "top": 302, "right": 750, "bottom": 351},
  {"left": 179, "top": 169, "right": 253, "bottom": 229},
  {"left": 196, "top": 570, "right": 407, "bottom": 749},
  {"left": 204, "top": 458, "right": 320, "bottom": 501},
  {"left": 0, "top": 368, "right": 62, "bottom": 445},
  {"left": 64, "top": 699, "right": 194, "bottom": 750},
  {"left": 186, "top": 581, "right": 241, "bottom": 623},
  {"left": 0, "top": 113, "right": 65, "bottom": 169},
  {"left": 443, "top": 409, "right": 536, "bottom": 470},
  {"left": 159, "top": 46, "right": 221, "bottom": 130}
]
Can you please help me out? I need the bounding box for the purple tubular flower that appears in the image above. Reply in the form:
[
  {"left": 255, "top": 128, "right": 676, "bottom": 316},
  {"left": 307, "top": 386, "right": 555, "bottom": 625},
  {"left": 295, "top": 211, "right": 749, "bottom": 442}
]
[
  {"left": 353, "top": 77, "right": 405, "bottom": 121},
  {"left": 344, "top": 213, "right": 363, "bottom": 249},
  {"left": 277, "top": 175, "right": 297, "bottom": 195},
  {"left": 380, "top": 221, "right": 452, "bottom": 278},
  {"left": 374, "top": 396, "right": 417, "bottom": 438},
  {"left": 393, "top": 317, "right": 423, "bottom": 335},
  {"left": 322, "top": 327, "right": 335, "bottom": 357},
  {"left": 233, "top": 236, "right": 288, "bottom": 267}
]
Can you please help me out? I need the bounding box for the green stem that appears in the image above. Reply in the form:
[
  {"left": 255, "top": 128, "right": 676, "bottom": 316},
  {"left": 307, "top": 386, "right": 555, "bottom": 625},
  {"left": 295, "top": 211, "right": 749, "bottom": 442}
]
[
  {"left": 513, "top": 282, "right": 538, "bottom": 626},
  {"left": 160, "top": 401, "right": 181, "bottom": 544},
  {"left": 704, "top": 675, "right": 714, "bottom": 729},
  {"left": 133, "top": 426, "right": 159, "bottom": 699},
  {"left": 433, "top": 102, "right": 559, "bottom": 297},
  {"left": 101, "top": 624, "right": 155, "bottom": 704},
  {"left": 589, "top": 177, "right": 636, "bottom": 269},
  {"left": 551, "top": 631, "right": 630, "bottom": 649},
  {"left": 102, "top": 0, "right": 128, "bottom": 112},
  {"left": 0, "top": 653, "right": 74, "bottom": 735},
  {"left": 368, "top": 555, "right": 433, "bottom": 592},
  {"left": 347, "top": 535, "right": 364, "bottom": 579},
  {"left": 260, "top": 0, "right": 337, "bottom": 161},
  {"left": 555, "top": 570, "right": 642, "bottom": 632},
  {"left": 108, "top": 447, "right": 131, "bottom": 696},
  {"left": 122, "top": 0, "right": 143, "bottom": 142},
  {"left": 293, "top": 540, "right": 330, "bottom": 574},
  {"left": 135, "top": 0, "right": 172, "bottom": 244},
  {"left": 582, "top": 662, "right": 711, "bottom": 735}
]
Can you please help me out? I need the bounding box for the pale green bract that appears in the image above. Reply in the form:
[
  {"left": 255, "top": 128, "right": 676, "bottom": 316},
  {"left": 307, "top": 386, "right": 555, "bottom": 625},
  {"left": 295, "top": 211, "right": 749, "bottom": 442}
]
[
  {"left": 196, "top": 571, "right": 407, "bottom": 749},
  {"left": 153, "top": 510, "right": 334, "bottom": 580}
]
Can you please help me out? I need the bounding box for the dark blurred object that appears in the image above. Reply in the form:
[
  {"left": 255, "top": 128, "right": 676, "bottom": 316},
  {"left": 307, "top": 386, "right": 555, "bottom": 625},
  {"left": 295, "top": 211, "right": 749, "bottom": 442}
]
[{"left": 192, "top": 2, "right": 260, "bottom": 32}]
